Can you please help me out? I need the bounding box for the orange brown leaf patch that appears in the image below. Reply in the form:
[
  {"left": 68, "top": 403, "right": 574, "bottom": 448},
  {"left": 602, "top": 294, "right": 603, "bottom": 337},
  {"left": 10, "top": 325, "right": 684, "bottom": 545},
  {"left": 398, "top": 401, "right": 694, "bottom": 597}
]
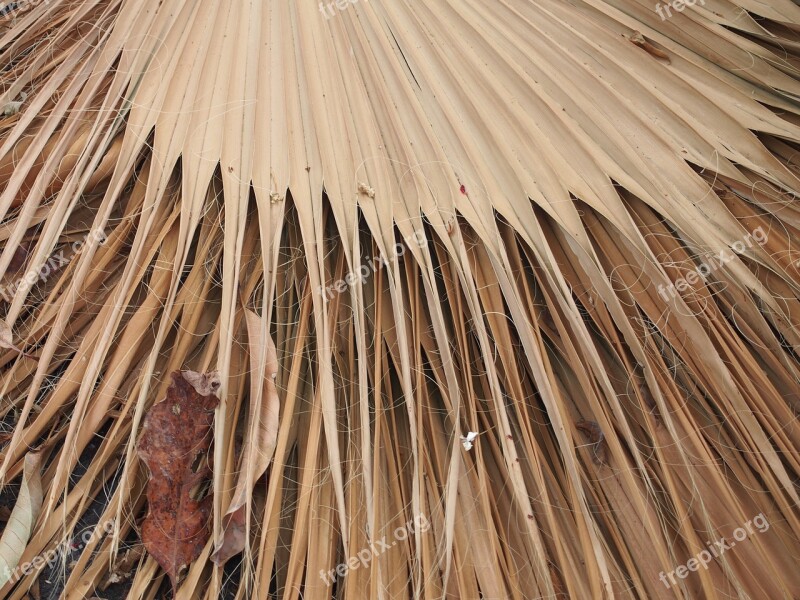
[{"left": 137, "top": 370, "right": 220, "bottom": 591}]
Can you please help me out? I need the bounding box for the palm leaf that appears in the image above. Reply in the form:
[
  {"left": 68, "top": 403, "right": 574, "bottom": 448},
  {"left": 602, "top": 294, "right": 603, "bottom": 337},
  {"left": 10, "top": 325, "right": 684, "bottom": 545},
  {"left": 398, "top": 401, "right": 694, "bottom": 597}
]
[{"left": 0, "top": 0, "right": 799, "bottom": 598}]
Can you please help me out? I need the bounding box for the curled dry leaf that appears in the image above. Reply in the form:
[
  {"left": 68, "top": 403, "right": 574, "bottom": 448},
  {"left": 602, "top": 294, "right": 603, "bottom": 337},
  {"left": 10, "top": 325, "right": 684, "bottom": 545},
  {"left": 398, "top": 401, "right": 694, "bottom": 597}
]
[
  {"left": 181, "top": 370, "right": 221, "bottom": 397},
  {"left": 210, "top": 505, "right": 246, "bottom": 566},
  {"left": 0, "top": 320, "right": 28, "bottom": 356},
  {"left": 138, "top": 371, "right": 220, "bottom": 590},
  {"left": 0, "top": 452, "right": 43, "bottom": 587},
  {"left": 211, "top": 310, "right": 280, "bottom": 565},
  {"left": 2, "top": 92, "right": 27, "bottom": 117}
]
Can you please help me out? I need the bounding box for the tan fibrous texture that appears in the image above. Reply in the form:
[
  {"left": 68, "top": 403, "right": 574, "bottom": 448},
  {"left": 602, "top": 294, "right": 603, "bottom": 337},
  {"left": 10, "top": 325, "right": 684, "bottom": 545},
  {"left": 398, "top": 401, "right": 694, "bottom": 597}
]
[{"left": 0, "top": 0, "right": 799, "bottom": 598}]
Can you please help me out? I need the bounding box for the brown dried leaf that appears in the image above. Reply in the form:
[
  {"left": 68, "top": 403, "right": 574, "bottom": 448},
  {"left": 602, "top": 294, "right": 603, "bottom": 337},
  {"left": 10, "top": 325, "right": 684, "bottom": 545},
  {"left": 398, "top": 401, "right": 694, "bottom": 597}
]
[
  {"left": 210, "top": 505, "right": 246, "bottom": 566},
  {"left": 212, "top": 310, "right": 279, "bottom": 565},
  {"left": 138, "top": 371, "right": 220, "bottom": 590}
]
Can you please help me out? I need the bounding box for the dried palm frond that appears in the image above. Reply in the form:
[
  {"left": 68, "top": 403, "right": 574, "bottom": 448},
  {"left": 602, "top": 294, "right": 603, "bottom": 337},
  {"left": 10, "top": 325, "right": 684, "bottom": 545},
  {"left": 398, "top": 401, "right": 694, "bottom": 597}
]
[{"left": 0, "top": 0, "right": 799, "bottom": 598}]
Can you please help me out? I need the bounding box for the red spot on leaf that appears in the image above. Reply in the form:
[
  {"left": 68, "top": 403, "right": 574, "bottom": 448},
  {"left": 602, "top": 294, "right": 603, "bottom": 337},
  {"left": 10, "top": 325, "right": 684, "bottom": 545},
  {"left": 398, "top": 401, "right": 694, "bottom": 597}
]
[{"left": 459, "top": 185, "right": 467, "bottom": 195}]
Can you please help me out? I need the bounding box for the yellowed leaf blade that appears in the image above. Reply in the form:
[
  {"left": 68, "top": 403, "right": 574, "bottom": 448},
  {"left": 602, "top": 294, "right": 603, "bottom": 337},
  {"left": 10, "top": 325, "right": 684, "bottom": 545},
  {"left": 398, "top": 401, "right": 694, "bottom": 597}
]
[{"left": 0, "top": 452, "right": 43, "bottom": 586}]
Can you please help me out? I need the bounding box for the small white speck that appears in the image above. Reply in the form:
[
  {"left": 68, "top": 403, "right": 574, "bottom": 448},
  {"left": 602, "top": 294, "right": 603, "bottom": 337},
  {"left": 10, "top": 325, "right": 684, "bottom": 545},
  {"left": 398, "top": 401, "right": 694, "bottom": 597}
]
[{"left": 461, "top": 431, "right": 478, "bottom": 450}]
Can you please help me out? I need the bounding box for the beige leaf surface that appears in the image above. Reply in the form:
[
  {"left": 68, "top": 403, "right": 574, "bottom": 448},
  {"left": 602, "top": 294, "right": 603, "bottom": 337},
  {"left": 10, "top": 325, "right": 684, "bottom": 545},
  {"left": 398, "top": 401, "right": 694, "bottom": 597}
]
[
  {"left": 0, "top": 453, "right": 42, "bottom": 587},
  {"left": 212, "top": 309, "right": 280, "bottom": 564}
]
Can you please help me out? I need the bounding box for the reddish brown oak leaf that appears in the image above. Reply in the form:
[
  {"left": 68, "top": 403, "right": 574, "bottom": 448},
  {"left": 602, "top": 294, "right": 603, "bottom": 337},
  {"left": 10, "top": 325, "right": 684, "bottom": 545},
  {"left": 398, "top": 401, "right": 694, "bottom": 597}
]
[{"left": 138, "top": 370, "right": 220, "bottom": 591}]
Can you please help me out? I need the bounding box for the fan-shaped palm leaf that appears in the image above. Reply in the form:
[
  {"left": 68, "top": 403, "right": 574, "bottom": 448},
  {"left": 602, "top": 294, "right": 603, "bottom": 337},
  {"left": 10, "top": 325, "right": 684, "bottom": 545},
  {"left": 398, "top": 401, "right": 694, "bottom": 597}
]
[{"left": 0, "top": 0, "right": 799, "bottom": 598}]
